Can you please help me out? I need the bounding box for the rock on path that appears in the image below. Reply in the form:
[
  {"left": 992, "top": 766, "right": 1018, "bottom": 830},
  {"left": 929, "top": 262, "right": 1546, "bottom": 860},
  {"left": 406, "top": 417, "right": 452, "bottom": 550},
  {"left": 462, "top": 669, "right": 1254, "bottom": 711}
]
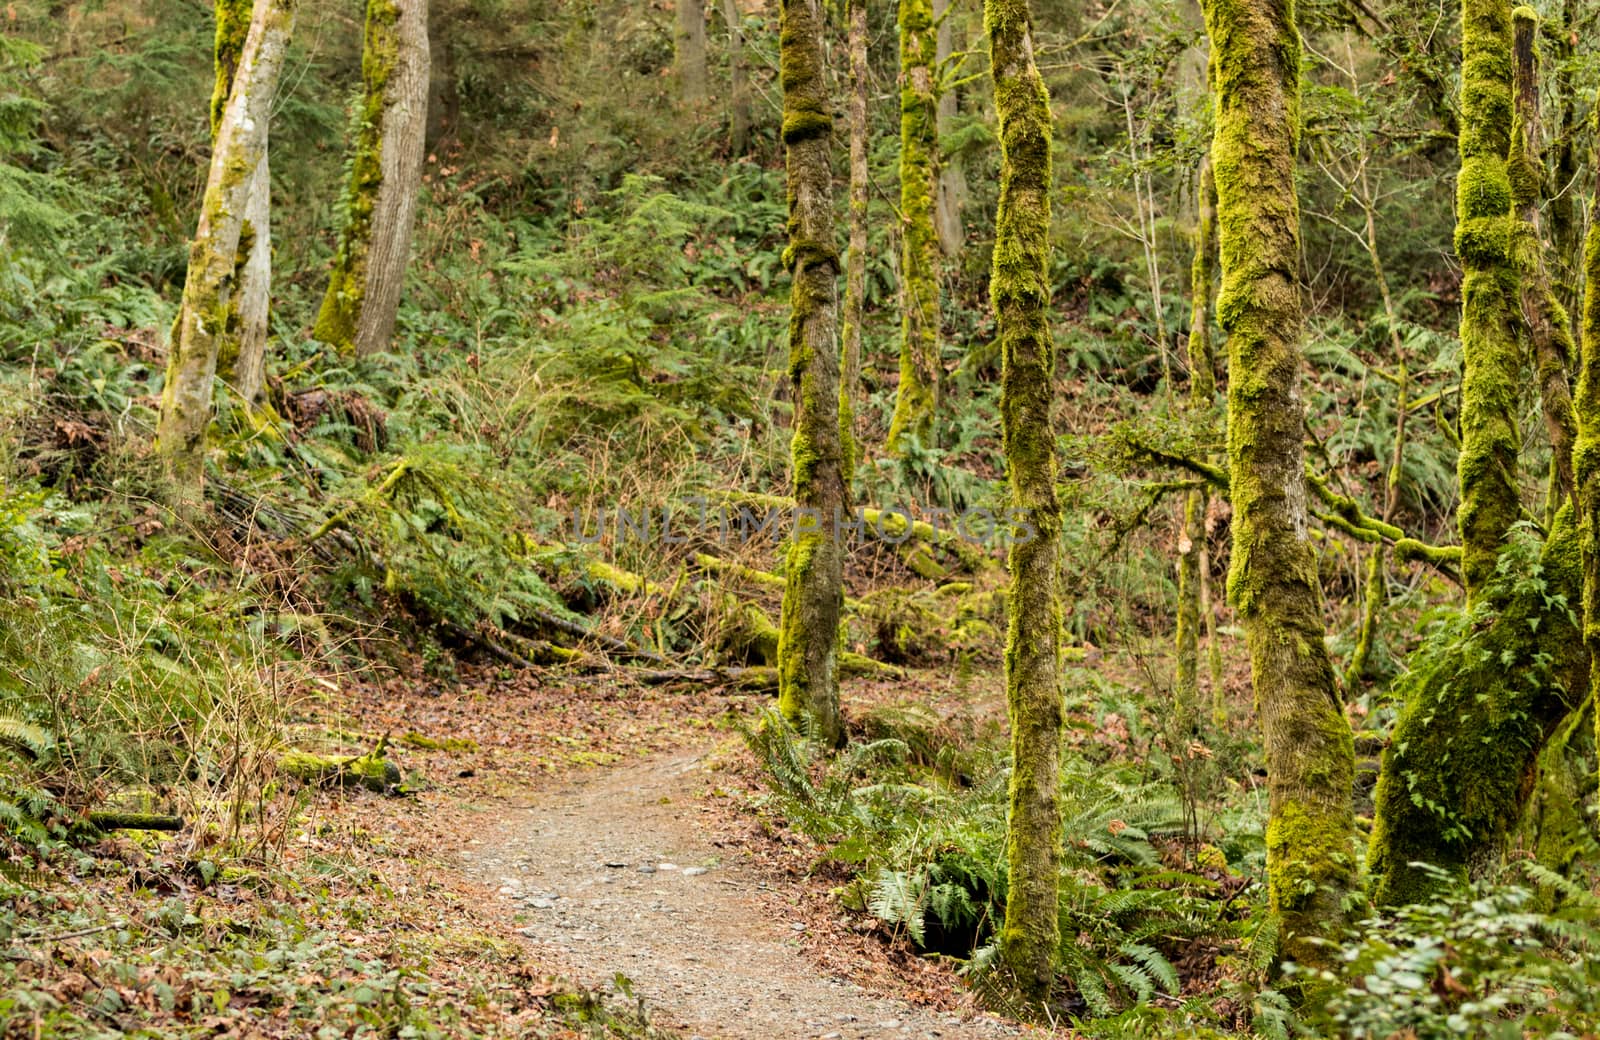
[{"left": 456, "top": 751, "right": 1024, "bottom": 1040}]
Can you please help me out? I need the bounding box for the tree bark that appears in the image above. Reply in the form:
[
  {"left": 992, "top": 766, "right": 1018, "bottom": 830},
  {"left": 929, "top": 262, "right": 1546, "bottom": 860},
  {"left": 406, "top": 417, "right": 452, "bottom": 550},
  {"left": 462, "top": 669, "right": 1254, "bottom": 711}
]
[
  {"left": 840, "top": 0, "right": 869, "bottom": 486},
  {"left": 1175, "top": 152, "right": 1217, "bottom": 724},
  {"left": 1509, "top": 8, "right": 1577, "bottom": 510},
  {"left": 775, "top": 0, "right": 847, "bottom": 747},
  {"left": 986, "top": 0, "right": 1062, "bottom": 1004},
  {"left": 933, "top": 0, "right": 967, "bottom": 256},
  {"left": 1203, "top": 0, "right": 1355, "bottom": 967},
  {"left": 1581, "top": 87, "right": 1600, "bottom": 804},
  {"left": 722, "top": 0, "right": 751, "bottom": 154},
  {"left": 314, "top": 0, "right": 430, "bottom": 358},
  {"left": 211, "top": 0, "right": 271, "bottom": 409},
  {"left": 1453, "top": 0, "right": 1523, "bottom": 601},
  {"left": 886, "top": 0, "right": 941, "bottom": 455},
  {"left": 677, "top": 0, "right": 709, "bottom": 103},
  {"left": 158, "top": 0, "right": 294, "bottom": 499}
]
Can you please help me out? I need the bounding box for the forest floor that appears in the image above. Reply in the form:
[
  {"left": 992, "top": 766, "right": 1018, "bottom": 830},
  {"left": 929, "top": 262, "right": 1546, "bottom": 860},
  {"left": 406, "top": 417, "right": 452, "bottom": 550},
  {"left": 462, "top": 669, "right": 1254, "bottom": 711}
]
[
  {"left": 322, "top": 663, "right": 1047, "bottom": 1039},
  {"left": 459, "top": 745, "right": 1024, "bottom": 1040}
]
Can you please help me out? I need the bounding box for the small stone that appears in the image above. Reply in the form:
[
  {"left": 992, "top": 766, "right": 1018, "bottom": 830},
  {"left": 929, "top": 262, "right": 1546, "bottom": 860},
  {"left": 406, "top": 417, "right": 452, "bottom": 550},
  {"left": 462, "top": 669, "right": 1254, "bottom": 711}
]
[
  {"left": 658, "top": 862, "right": 679, "bottom": 871},
  {"left": 497, "top": 886, "right": 517, "bottom": 895},
  {"left": 529, "top": 898, "right": 556, "bottom": 909},
  {"left": 605, "top": 860, "right": 627, "bottom": 868},
  {"left": 638, "top": 864, "right": 657, "bottom": 874},
  {"left": 790, "top": 922, "right": 807, "bottom": 931},
  {"left": 518, "top": 927, "right": 538, "bottom": 937},
  {"left": 682, "top": 866, "right": 709, "bottom": 877}
]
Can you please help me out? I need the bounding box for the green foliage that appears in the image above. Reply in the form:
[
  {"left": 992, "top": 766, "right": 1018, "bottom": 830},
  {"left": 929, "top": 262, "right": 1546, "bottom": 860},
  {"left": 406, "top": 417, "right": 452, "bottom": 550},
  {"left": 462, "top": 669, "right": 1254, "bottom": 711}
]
[
  {"left": 745, "top": 711, "right": 1231, "bottom": 1020},
  {"left": 1293, "top": 866, "right": 1600, "bottom": 1038}
]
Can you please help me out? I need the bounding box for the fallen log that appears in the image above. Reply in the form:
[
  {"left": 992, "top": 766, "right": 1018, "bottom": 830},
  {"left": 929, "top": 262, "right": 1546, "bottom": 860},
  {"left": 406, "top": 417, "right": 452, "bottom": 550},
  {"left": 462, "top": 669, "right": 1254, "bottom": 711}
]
[
  {"left": 86, "top": 812, "right": 185, "bottom": 832},
  {"left": 277, "top": 746, "right": 404, "bottom": 794}
]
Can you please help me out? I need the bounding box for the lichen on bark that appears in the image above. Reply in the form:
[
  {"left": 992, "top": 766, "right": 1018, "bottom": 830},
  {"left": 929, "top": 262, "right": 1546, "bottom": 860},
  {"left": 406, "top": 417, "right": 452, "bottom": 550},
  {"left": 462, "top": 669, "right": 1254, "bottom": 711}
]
[
  {"left": 158, "top": 0, "right": 295, "bottom": 499},
  {"left": 1203, "top": 0, "right": 1355, "bottom": 967},
  {"left": 886, "top": 0, "right": 941, "bottom": 456},
  {"left": 985, "top": 0, "right": 1062, "bottom": 1005},
  {"left": 840, "top": 0, "right": 869, "bottom": 487},
  {"left": 775, "top": 0, "right": 847, "bottom": 748},
  {"left": 314, "top": 0, "right": 429, "bottom": 357}
]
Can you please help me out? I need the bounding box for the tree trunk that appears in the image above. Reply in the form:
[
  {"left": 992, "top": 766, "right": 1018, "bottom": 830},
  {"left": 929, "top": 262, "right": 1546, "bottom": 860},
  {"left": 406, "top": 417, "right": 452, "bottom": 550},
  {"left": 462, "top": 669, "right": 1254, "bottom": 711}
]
[
  {"left": 775, "top": 0, "right": 847, "bottom": 747},
  {"left": 933, "top": 0, "right": 967, "bottom": 256},
  {"left": 1175, "top": 152, "right": 1217, "bottom": 724},
  {"left": 986, "top": 0, "right": 1062, "bottom": 1004},
  {"left": 840, "top": 0, "right": 868, "bottom": 486},
  {"left": 886, "top": 0, "right": 941, "bottom": 455},
  {"left": 1580, "top": 87, "right": 1600, "bottom": 806},
  {"left": 211, "top": 0, "right": 271, "bottom": 409},
  {"left": 1203, "top": 0, "right": 1355, "bottom": 967},
  {"left": 722, "top": 0, "right": 751, "bottom": 154},
  {"left": 1368, "top": 7, "right": 1591, "bottom": 908},
  {"left": 1509, "top": 8, "right": 1577, "bottom": 510},
  {"left": 158, "top": 0, "right": 294, "bottom": 499},
  {"left": 314, "top": 0, "right": 430, "bottom": 358},
  {"left": 677, "top": 0, "right": 709, "bottom": 103},
  {"left": 1453, "top": 0, "right": 1523, "bottom": 601}
]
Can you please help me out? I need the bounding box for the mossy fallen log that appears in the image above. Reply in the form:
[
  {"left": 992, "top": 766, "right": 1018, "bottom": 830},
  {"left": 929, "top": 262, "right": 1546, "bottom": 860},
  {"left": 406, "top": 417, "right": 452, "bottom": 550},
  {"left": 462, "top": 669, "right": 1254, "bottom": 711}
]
[
  {"left": 86, "top": 812, "right": 185, "bottom": 832},
  {"left": 278, "top": 747, "right": 404, "bottom": 794}
]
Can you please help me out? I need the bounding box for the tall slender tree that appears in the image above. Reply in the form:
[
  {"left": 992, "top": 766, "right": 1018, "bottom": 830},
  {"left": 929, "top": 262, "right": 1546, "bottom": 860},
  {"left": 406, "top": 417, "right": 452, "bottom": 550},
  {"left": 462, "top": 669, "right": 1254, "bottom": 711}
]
[
  {"left": 677, "top": 0, "right": 709, "bottom": 103},
  {"left": 1203, "top": 0, "right": 1355, "bottom": 965},
  {"left": 886, "top": 0, "right": 941, "bottom": 455},
  {"left": 1175, "top": 151, "right": 1217, "bottom": 725},
  {"left": 158, "top": 0, "right": 294, "bottom": 498},
  {"left": 933, "top": 0, "right": 967, "bottom": 256},
  {"left": 211, "top": 0, "right": 272, "bottom": 409},
  {"left": 1452, "top": 0, "right": 1523, "bottom": 600},
  {"left": 1579, "top": 89, "right": 1600, "bottom": 779},
  {"left": 986, "top": 0, "right": 1062, "bottom": 1003},
  {"left": 775, "top": 0, "right": 848, "bottom": 747},
  {"left": 840, "top": 0, "right": 869, "bottom": 485},
  {"left": 314, "top": 0, "right": 431, "bottom": 358},
  {"left": 722, "top": 0, "right": 751, "bottom": 154},
  {"left": 1368, "top": 2, "right": 1588, "bottom": 907}
]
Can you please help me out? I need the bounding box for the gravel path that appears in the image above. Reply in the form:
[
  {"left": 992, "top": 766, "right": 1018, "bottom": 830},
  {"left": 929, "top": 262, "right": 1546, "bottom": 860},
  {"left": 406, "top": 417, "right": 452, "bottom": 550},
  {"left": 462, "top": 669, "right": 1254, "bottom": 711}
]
[{"left": 456, "top": 750, "right": 1025, "bottom": 1040}]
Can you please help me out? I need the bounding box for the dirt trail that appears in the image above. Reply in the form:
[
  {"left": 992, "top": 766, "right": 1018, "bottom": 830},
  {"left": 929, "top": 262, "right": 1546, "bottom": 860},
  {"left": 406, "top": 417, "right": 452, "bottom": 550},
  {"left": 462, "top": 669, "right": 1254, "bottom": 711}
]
[{"left": 456, "top": 749, "right": 1024, "bottom": 1040}]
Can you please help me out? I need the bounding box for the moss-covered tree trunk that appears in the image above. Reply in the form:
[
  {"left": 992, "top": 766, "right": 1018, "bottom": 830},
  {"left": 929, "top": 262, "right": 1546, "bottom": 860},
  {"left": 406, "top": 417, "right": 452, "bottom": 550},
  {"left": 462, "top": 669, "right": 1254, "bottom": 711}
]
[
  {"left": 722, "top": 0, "right": 751, "bottom": 154},
  {"left": 677, "top": 0, "right": 709, "bottom": 103},
  {"left": 886, "top": 0, "right": 941, "bottom": 455},
  {"left": 1176, "top": 151, "right": 1217, "bottom": 723},
  {"left": 1508, "top": 7, "right": 1576, "bottom": 509},
  {"left": 933, "top": 0, "right": 967, "bottom": 257},
  {"left": 1368, "top": 0, "right": 1591, "bottom": 911},
  {"left": 775, "top": 0, "right": 848, "bottom": 747},
  {"left": 1203, "top": 0, "right": 1355, "bottom": 967},
  {"left": 1453, "top": 0, "right": 1523, "bottom": 600},
  {"left": 840, "top": 0, "right": 869, "bottom": 486},
  {"left": 211, "top": 0, "right": 272, "bottom": 410},
  {"left": 985, "top": 0, "right": 1062, "bottom": 1004},
  {"left": 1578, "top": 89, "right": 1600, "bottom": 800},
  {"left": 157, "top": 0, "right": 294, "bottom": 499},
  {"left": 313, "top": 0, "right": 430, "bottom": 358}
]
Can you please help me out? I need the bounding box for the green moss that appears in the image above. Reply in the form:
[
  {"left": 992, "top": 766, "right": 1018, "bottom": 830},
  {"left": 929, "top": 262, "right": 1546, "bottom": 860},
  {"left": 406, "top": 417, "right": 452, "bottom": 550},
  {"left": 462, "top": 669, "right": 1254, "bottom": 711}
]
[
  {"left": 314, "top": 0, "right": 402, "bottom": 353},
  {"left": 1454, "top": 0, "right": 1523, "bottom": 599},
  {"left": 886, "top": 0, "right": 941, "bottom": 457},
  {"left": 210, "top": 0, "right": 252, "bottom": 135},
  {"left": 1204, "top": 0, "right": 1355, "bottom": 968},
  {"left": 987, "top": 0, "right": 1063, "bottom": 1005},
  {"left": 1577, "top": 89, "right": 1600, "bottom": 820},
  {"left": 1369, "top": 516, "right": 1586, "bottom": 905},
  {"left": 775, "top": 0, "right": 847, "bottom": 747}
]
